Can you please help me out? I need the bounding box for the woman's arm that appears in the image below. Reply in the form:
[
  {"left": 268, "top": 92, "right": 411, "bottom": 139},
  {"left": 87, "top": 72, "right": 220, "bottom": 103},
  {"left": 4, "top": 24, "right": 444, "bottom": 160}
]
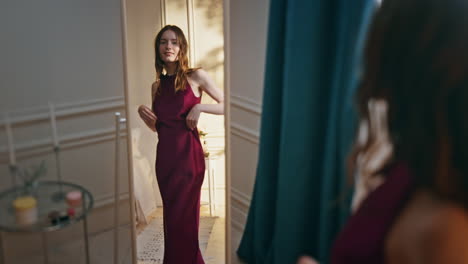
[
  {"left": 186, "top": 69, "right": 224, "bottom": 129},
  {"left": 138, "top": 105, "right": 156, "bottom": 132},
  {"left": 151, "top": 80, "right": 158, "bottom": 110},
  {"left": 192, "top": 69, "right": 224, "bottom": 115},
  {"left": 137, "top": 82, "right": 158, "bottom": 132}
]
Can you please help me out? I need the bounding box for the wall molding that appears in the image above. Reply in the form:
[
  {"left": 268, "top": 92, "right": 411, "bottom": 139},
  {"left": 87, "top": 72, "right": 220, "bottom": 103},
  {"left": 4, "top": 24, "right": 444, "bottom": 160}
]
[
  {"left": 231, "top": 217, "right": 246, "bottom": 233},
  {"left": 230, "top": 94, "right": 262, "bottom": 116},
  {"left": 231, "top": 188, "right": 251, "bottom": 232},
  {"left": 1, "top": 96, "right": 125, "bottom": 127},
  {"left": 231, "top": 187, "right": 251, "bottom": 210},
  {"left": 230, "top": 122, "right": 260, "bottom": 144},
  {"left": 231, "top": 204, "right": 248, "bottom": 232},
  {"left": 204, "top": 130, "right": 225, "bottom": 139},
  {"left": 0, "top": 96, "right": 127, "bottom": 162},
  {"left": 0, "top": 126, "right": 127, "bottom": 163},
  {"left": 94, "top": 192, "right": 130, "bottom": 209},
  {"left": 201, "top": 185, "right": 226, "bottom": 190},
  {"left": 160, "top": 0, "right": 166, "bottom": 27},
  {"left": 231, "top": 203, "right": 248, "bottom": 219},
  {"left": 206, "top": 146, "right": 225, "bottom": 152},
  {"left": 203, "top": 130, "right": 225, "bottom": 154},
  {"left": 186, "top": 0, "right": 196, "bottom": 66}
]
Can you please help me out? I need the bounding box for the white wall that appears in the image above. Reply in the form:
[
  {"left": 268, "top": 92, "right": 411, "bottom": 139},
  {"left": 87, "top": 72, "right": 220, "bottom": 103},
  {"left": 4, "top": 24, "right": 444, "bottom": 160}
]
[
  {"left": 0, "top": 1, "right": 129, "bottom": 196},
  {"left": 0, "top": 1, "right": 133, "bottom": 262},
  {"left": 225, "top": 0, "right": 270, "bottom": 262},
  {"left": 0, "top": 1, "right": 125, "bottom": 111},
  {"left": 165, "top": 0, "right": 226, "bottom": 213}
]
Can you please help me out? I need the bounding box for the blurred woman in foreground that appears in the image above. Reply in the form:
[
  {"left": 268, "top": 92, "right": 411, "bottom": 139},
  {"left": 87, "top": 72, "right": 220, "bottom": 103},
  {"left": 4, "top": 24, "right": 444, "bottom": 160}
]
[{"left": 301, "top": 0, "right": 468, "bottom": 263}]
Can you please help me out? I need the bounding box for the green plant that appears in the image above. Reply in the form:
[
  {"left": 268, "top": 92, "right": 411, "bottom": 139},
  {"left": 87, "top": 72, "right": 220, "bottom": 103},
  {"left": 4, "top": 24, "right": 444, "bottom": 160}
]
[
  {"left": 198, "top": 130, "right": 210, "bottom": 157},
  {"left": 198, "top": 129, "right": 208, "bottom": 138},
  {"left": 18, "top": 161, "right": 47, "bottom": 192}
]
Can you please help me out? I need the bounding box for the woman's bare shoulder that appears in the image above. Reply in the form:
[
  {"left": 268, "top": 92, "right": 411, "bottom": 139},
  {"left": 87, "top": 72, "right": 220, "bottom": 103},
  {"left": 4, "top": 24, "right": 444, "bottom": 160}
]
[
  {"left": 187, "top": 68, "right": 208, "bottom": 82},
  {"left": 420, "top": 203, "right": 468, "bottom": 263},
  {"left": 386, "top": 192, "right": 468, "bottom": 263},
  {"left": 426, "top": 202, "right": 468, "bottom": 241}
]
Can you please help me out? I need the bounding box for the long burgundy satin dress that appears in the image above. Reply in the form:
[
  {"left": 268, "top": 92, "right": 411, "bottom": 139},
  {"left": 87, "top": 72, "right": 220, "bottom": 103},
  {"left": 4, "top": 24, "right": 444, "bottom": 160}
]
[
  {"left": 152, "top": 74, "right": 206, "bottom": 264},
  {"left": 330, "top": 162, "right": 414, "bottom": 264}
]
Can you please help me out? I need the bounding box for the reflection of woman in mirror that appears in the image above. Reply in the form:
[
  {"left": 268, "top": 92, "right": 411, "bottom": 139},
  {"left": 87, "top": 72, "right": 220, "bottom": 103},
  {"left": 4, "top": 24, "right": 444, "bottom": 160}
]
[{"left": 137, "top": 25, "right": 224, "bottom": 264}]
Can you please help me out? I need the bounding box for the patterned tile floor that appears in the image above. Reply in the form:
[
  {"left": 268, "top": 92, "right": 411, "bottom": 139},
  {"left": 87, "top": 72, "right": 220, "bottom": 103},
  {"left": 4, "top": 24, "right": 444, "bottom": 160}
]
[
  {"left": 137, "top": 205, "right": 225, "bottom": 264},
  {"left": 137, "top": 216, "right": 217, "bottom": 263}
]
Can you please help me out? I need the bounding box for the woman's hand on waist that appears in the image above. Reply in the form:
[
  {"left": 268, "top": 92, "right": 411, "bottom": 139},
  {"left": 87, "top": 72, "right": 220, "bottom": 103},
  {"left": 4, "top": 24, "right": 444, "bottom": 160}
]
[
  {"left": 186, "top": 104, "right": 201, "bottom": 130},
  {"left": 138, "top": 105, "right": 157, "bottom": 132}
]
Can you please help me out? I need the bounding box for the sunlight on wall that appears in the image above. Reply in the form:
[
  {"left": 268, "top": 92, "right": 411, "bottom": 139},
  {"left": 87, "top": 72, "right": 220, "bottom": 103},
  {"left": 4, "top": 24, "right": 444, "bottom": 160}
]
[{"left": 166, "top": 0, "right": 226, "bottom": 215}]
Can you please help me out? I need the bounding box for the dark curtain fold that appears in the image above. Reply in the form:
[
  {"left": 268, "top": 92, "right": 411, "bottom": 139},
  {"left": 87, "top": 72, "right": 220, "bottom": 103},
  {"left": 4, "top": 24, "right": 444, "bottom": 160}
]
[{"left": 237, "top": 1, "right": 376, "bottom": 263}]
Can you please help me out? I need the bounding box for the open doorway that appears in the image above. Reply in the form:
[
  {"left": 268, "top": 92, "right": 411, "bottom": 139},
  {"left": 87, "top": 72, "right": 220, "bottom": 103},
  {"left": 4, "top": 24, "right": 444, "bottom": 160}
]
[{"left": 121, "top": 0, "right": 226, "bottom": 263}]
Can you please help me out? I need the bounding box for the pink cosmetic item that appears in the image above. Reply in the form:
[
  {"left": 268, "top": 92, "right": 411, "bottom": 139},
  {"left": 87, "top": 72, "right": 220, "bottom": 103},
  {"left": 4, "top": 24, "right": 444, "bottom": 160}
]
[
  {"left": 66, "top": 191, "right": 82, "bottom": 207},
  {"left": 67, "top": 207, "right": 76, "bottom": 217}
]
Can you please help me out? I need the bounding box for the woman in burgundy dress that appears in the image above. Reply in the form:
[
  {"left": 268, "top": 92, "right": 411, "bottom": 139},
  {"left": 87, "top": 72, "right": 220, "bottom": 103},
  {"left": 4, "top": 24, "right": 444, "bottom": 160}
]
[
  {"left": 137, "top": 25, "right": 224, "bottom": 264},
  {"left": 299, "top": 0, "right": 468, "bottom": 263}
]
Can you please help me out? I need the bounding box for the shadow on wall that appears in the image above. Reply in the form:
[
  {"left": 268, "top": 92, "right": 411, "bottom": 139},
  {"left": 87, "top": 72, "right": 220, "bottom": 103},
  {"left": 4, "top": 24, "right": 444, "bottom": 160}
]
[
  {"left": 174, "top": 0, "right": 223, "bottom": 32},
  {"left": 198, "top": 46, "right": 223, "bottom": 105},
  {"left": 199, "top": 46, "right": 224, "bottom": 71}
]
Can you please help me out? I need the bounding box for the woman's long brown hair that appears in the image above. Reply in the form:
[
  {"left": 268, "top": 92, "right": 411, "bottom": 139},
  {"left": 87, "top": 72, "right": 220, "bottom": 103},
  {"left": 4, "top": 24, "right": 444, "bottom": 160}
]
[
  {"left": 349, "top": 0, "right": 468, "bottom": 205},
  {"left": 153, "top": 25, "right": 199, "bottom": 96}
]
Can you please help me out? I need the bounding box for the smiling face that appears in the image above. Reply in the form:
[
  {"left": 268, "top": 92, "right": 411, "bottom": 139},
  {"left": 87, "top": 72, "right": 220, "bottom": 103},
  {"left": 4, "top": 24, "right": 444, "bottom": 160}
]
[
  {"left": 158, "top": 30, "right": 180, "bottom": 64},
  {"left": 154, "top": 25, "right": 190, "bottom": 83}
]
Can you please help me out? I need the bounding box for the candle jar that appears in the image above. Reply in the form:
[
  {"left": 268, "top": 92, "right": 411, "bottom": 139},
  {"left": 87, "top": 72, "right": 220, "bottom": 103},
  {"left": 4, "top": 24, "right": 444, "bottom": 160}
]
[
  {"left": 66, "top": 191, "right": 82, "bottom": 207},
  {"left": 13, "top": 196, "right": 38, "bottom": 226}
]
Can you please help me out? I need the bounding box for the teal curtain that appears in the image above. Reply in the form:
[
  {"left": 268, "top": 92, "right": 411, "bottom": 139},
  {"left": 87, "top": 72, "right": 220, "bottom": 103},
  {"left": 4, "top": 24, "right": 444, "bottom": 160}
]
[{"left": 237, "top": 1, "right": 375, "bottom": 263}]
